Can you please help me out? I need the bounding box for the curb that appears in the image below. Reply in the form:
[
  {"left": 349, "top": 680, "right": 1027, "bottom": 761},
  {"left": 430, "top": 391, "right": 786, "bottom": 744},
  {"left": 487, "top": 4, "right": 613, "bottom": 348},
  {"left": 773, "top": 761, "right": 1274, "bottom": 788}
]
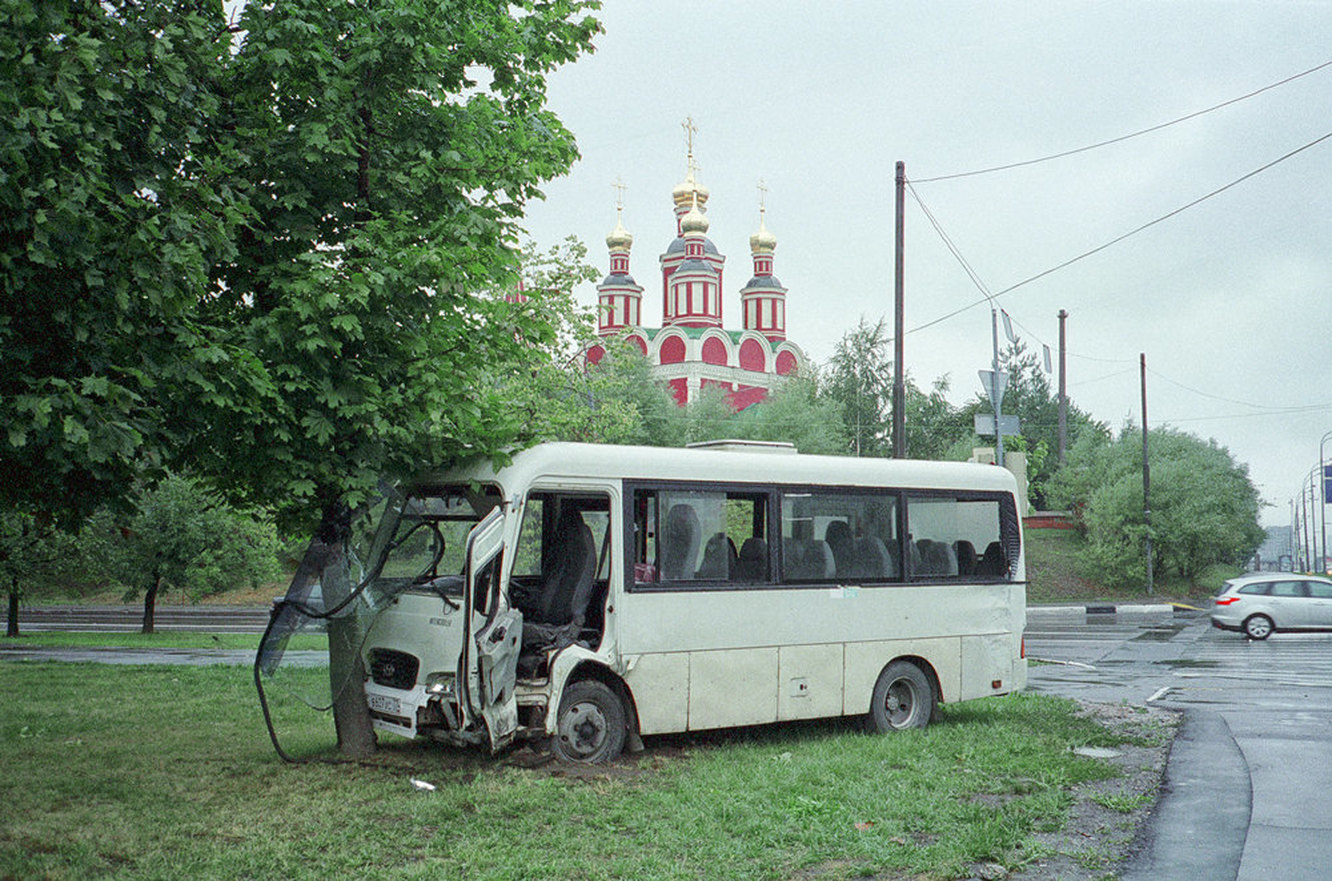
[{"left": 1026, "top": 602, "right": 1184, "bottom": 623}]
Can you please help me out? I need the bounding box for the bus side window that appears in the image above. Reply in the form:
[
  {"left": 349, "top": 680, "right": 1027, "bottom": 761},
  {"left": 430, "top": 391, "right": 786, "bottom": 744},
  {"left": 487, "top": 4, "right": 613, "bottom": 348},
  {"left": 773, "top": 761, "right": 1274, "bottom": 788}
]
[
  {"left": 905, "top": 495, "right": 1010, "bottom": 581},
  {"left": 722, "top": 493, "right": 767, "bottom": 583},
  {"left": 780, "top": 491, "right": 900, "bottom": 583},
  {"left": 632, "top": 488, "right": 771, "bottom": 587},
  {"left": 632, "top": 491, "right": 661, "bottom": 584}
]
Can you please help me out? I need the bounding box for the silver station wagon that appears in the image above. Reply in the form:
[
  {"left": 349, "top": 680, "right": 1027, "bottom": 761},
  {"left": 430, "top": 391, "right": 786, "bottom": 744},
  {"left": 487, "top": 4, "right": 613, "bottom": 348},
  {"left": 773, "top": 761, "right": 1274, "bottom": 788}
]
[{"left": 1211, "top": 572, "right": 1332, "bottom": 640}]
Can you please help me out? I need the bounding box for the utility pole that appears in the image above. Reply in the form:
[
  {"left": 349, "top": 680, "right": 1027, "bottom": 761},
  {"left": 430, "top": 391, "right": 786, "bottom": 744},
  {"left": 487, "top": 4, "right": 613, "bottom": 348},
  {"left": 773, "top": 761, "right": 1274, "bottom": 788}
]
[
  {"left": 1299, "top": 480, "right": 1308, "bottom": 572},
  {"left": 893, "top": 161, "right": 906, "bottom": 459},
  {"left": 1057, "top": 309, "right": 1068, "bottom": 465},
  {"left": 991, "top": 307, "right": 1005, "bottom": 468},
  {"left": 1140, "top": 353, "right": 1153, "bottom": 596},
  {"left": 1306, "top": 476, "right": 1317, "bottom": 573}
]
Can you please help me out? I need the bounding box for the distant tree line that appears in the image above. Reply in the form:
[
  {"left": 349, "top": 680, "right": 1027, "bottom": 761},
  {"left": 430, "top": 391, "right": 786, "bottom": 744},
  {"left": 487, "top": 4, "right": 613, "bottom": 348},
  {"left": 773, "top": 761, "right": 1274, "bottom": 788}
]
[
  {"left": 2, "top": 242, "right": 1269, "bottom": 634},
  {"left": 513, "top": 246, "right": 1266, "bottom": 590}
]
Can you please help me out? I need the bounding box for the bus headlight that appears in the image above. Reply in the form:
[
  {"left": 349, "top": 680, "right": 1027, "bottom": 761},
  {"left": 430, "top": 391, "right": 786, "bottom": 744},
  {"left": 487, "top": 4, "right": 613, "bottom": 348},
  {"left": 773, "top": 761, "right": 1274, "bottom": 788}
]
[{"left": 425, "top": 672, "right": 456, "bottom": 698}]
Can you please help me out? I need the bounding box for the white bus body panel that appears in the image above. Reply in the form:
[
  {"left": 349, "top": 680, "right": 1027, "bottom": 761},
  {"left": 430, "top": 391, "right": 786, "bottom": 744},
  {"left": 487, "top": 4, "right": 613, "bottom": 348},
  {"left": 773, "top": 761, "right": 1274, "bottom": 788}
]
[{"left": 367, "top": 442, "right": 1027, "bottom": 744}]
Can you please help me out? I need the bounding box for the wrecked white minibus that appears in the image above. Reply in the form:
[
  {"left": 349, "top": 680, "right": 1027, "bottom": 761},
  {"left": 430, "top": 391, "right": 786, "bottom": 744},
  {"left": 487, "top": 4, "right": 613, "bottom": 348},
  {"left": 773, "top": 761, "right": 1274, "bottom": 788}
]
[{"left": 356, "top": 441, "right": 1026, "bottom": 763}]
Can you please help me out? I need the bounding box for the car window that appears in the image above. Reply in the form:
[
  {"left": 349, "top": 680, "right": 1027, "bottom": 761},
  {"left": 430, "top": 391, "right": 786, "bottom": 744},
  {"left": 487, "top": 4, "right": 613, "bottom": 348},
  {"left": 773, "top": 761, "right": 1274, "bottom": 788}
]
[
  {"left": 1270, "top": 581, "right": 1309, "bottom": 598},
  {"left": 1306, "top": 581, "right": 1332, "bottom": 599},
  {"left": 1237, "top": 582, "right": 1270, "bottom": 596}
]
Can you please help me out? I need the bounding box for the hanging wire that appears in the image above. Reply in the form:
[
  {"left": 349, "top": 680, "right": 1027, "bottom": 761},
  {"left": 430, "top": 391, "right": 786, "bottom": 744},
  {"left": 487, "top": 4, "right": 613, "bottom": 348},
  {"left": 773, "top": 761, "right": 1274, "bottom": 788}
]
[
  {"left": 905, "top": 180, "right": 994, "bottom": 303},
  {"left": 908, "top": 183, "right": 1134, "bottom": 369},
  {"left": 905, "top": 129, "right": 1332, "bottom": 336},
  {"left": 913, "top": 58, "right": 1332, "bottom": 183},
  {"left": 1147, "top": 367, "right": 1332, "bottom": 413}
]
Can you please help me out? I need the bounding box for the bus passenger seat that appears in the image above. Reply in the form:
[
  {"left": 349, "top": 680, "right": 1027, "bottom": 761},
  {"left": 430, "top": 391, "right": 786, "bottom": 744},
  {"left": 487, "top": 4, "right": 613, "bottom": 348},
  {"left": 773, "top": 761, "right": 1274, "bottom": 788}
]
[
  {"left": 787, "top": 540, "right": 834, "bottom": 580},
  {"left": 939, "top": 542, "right": 959, "bottom": 576},
  {"left": 735, "top": 537, "right": 769, "bottom": 581},
  {"left": 954, "top": 541, "right": 977, "bottom": 576},
  {"left": 885, "top": 540, "right": 902, "bottom": 578},
  {"left": 856, "top": 537, "right": 892, "bottom": 579},
  {"left": 977, "top": 541, "right": 1007, "bottom": 577},
  {"left": 919, "top": 540, "right": 956, "bottom": 576},
  {"left": 824, "top": 521, "right": 855, "bottom": 577},
  {"left": 660, "top": 504, "right": 701, "bottom": 581},
  {"left": 698, "top": 532, "right": 737, "bottom": 580}
]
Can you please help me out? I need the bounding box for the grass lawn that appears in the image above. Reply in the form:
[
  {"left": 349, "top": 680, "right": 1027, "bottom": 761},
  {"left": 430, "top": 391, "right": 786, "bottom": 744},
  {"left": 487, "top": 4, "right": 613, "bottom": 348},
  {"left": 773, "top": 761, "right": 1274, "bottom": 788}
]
[
  {"left": 1024, "top": 527, "right": 1233, "bottom": 605},
  {"left": 0, "top": 660, "right": 1172, "bottom": 881}
]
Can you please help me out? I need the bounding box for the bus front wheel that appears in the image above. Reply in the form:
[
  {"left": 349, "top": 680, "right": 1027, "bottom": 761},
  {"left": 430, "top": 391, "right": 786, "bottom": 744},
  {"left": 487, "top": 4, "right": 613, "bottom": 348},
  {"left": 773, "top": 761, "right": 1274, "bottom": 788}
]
[
  {"left": 869, "top": 661, "right": 933, "bottom": 733},
  {"left": 551, "top": 679, "right": 627, "bottom": 764}
]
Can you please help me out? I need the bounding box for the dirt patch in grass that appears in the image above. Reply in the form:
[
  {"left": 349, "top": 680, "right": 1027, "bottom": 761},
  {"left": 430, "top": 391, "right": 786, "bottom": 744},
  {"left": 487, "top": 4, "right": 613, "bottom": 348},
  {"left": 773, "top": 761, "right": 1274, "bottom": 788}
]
[{"left": 1000, "top": 701, "right": 1180, "bottom": 881}]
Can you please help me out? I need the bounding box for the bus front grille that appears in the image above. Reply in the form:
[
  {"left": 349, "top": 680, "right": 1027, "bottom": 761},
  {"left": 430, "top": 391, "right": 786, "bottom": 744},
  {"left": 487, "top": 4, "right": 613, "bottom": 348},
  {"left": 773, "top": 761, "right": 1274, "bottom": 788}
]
[{"left": 369, "top": 648, "right": 419, "bottom": 690}]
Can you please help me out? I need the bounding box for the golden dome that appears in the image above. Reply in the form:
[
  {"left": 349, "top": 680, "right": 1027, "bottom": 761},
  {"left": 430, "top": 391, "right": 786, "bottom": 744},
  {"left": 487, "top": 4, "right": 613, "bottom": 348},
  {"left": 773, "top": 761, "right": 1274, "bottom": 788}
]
[
  {"left": 681, "top": 195, "right": 709, "bottom": 235},
  {"left": 672, "top": 165, "right": 710, "bottom": 209},
  {"left": 750, "top": 212, "right": 777, "bottom": 254},
  {"left": 606, "top": 213, "right": 633, "bottom": 251}
]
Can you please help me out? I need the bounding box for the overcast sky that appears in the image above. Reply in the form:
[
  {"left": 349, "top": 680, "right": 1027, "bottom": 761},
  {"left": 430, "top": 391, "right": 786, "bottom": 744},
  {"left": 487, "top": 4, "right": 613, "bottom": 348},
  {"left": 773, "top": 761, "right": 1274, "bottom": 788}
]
[{"left": 520, "top": 1, "right": 1332, "bottom": 527}]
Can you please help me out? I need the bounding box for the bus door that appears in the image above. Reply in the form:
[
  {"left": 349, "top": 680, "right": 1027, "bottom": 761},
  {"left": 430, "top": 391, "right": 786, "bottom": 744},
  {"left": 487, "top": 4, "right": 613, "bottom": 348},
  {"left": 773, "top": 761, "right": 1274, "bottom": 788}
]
[{"left": 460, "top": 507, "right": 522, "bottom": 752}]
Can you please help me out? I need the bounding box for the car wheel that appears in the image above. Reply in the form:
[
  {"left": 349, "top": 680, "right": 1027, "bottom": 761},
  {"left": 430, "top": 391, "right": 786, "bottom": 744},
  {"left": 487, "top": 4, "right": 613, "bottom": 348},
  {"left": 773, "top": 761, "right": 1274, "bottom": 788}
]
[
  {"left": 1243, "top": 614, "right": 1273, "bottom": 640},
  {"left": 869, "top": 660, "right": 933, "bottom": 733},
  {"left": 551, "top": 680, "right": 626, "bottom": 764}
]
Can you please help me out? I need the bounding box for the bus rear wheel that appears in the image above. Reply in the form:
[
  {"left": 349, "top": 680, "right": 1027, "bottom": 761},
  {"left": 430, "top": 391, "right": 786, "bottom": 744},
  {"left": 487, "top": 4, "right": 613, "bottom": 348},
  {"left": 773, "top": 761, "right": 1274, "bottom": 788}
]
[
  {"left": 869, "top": 661, "right": 933, "bottom": 733},
  {"left": 551, "top": 680, "right": 626, "bottom": 764}
]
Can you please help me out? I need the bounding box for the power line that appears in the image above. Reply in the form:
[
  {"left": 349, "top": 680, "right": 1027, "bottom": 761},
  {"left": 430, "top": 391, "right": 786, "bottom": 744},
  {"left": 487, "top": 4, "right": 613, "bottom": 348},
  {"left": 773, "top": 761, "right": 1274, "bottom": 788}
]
[
  {"left": 1069, "top": 351, "right": 1136, "bottom": 365},
  {"left": 905, "top": 189, "right": 1139, "bottom": 370},
  {"left": 1160, "top": 404, "right": 1332, "bottom": 425},
  {"left": 906, "top": 129, "right": 1332, "bottom": 336},
  {"left": 1147, "top": 367, "right": 1332, "bottom": 413},
  {"left": 905, "top": 181, "right": 993, "bottom": 301},
  {"left": 1069, "top": 366, "right": 1139, "bottom": 389},
  {"left": 913, "top": 58, "right": 1332, "bottom": 183}
]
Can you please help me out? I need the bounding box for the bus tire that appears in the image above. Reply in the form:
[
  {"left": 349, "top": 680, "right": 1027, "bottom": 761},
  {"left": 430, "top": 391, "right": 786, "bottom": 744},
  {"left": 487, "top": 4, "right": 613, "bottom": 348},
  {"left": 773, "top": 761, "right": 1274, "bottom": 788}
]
[
  {"left": 551, "top": 679, "right": 627, "bottom": 764},
  {"left": 869, "top": 661, "right": 932, "bottom": 733}
]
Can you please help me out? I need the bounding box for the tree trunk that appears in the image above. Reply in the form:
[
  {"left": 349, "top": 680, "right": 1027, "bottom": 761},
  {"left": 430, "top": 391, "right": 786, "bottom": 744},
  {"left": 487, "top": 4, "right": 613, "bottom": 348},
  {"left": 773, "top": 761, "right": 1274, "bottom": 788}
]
[
  {"left": 6, "top": 579, "right": 18, "bottom": 638},
  {"left": 142, "top": 574, "right": 160, "bottom": 634},
  {"left": 317, "top": 500, "right": 377, "bottom": 758}
]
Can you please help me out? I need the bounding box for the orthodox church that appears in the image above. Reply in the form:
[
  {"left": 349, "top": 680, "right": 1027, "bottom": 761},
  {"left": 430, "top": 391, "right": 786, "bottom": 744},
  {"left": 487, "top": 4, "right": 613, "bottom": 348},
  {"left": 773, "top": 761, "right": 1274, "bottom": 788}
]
[{"left": 584, "top": 124, "right": 807, "bottom": 410}]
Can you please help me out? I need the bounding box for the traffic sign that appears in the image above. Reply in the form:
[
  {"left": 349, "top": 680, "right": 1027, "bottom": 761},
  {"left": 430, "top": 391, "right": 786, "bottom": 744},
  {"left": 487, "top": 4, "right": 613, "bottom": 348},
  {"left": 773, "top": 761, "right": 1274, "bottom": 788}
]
[
  {"left": 978, "top": 369, "right": 1008, "bottom": 409},
  {"left": 980, "top": 370, "right": 1006, "bottom": 413},
  {"left": 975, "top": 413, "right": 1020, "bottom": 437}
]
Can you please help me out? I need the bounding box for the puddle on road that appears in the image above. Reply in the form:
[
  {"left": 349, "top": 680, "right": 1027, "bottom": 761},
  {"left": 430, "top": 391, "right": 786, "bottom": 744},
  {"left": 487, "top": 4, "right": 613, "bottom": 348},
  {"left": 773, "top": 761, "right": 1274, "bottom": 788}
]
[
  {"left": 1156, "top": 658, "right": 1219, "bottom": 669},
  {"left": 1132, "top": 625, "right": 1186, "bottom": 642}
]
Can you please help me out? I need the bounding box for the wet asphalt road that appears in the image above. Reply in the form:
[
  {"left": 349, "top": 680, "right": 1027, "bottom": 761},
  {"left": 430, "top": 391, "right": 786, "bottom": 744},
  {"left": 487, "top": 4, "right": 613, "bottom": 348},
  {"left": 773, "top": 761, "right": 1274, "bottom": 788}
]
[
  {"left": 1026, "top": 609, "right": 1332, "bottom": 881},
  {"left": 0, "top": 643, "right": 327, "bottom": 666}
]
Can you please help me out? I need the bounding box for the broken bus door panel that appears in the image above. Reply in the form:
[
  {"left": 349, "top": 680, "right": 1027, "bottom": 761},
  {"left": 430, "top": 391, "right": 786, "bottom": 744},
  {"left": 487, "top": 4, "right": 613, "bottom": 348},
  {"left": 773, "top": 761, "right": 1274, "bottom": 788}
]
[{"left": 460, "top": 507, "right": 522, "bottom": 751}]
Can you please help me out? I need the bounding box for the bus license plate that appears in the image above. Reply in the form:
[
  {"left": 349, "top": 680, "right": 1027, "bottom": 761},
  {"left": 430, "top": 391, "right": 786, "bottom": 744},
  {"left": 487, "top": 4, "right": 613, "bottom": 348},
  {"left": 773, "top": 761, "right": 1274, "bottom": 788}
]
[{"left": 367, "top": 693, "right": 402, "bottom": 716}]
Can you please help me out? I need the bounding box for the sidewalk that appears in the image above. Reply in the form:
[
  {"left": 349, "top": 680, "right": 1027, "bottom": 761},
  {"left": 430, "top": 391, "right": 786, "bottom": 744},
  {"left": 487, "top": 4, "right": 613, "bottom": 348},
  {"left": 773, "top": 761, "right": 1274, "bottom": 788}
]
[{"left": 1026, "top": 601, "right": 1197, "bottom": 625}]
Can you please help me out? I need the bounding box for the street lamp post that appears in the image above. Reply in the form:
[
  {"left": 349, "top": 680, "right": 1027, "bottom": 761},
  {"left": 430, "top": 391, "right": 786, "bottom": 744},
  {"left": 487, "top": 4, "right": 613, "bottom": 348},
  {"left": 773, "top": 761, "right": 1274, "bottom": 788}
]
[
  {"left": 1302, "top": 466, "right": 1322, "bottom": 574},
  {"left": 1294, "top": 497, "right": 1305, "bottom": 572},
  {"left": 1308, "top": 478, "right": 1317, "bottom": 573},
  {"left": 1320, "top": 431, "right": 1332, "bottom": 574}
]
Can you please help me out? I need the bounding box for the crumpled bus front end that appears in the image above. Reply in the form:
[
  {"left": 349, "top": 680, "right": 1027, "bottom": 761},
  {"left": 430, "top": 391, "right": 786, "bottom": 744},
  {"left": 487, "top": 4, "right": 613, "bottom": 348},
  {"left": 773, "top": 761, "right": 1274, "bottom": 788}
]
[{"left": 363, "top": 588, "right": 473, "bottom": 743}]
